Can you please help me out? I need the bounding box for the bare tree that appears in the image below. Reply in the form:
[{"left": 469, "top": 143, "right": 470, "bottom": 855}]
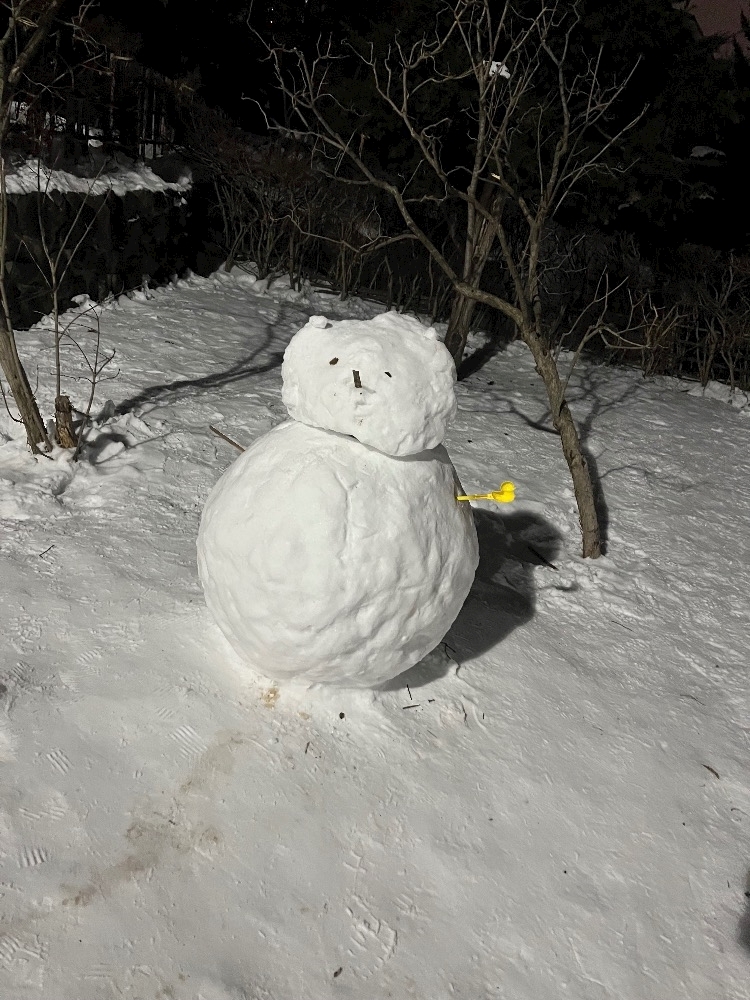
[
  {"left": 0, "top": 0, "right": 104, "bottom": 451},
  {"left": 66, "top": 302, "right": 118, "bottom": 460},
  {"left": 22, "top": 156, "right": 111, "bottom": 445},
  {"left": 0, "top": 0, "right": 67, "bottom": 450},
  {"left": 259, "top": 0, "right": 643, "bottom": 558},
  {"left": 684, "top": 254, "right": 750, "bottom": 392}
]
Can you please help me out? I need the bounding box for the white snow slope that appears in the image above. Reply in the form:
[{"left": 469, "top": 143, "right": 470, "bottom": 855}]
[{"left": 1, "top": 269, "right": 749, "bottom": 1000}]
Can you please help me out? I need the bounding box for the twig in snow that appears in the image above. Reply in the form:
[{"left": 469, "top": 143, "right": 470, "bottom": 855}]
[
  {"left": 702, "top": 764, "right": 720, "bottom": 779},
  {"left": 38, "top": 544, "right": 55, "bottom": 557},
  {"left": 611, "top": 619, "right": 634, "bottom": 632},
  {"left": 402, "top": 703, "right": 420, "bottom": 710},
  {"left": 678, "top": 692, "right": 705, "bottom": 705},
  {"left": 527, "top": 544, "right": 558, "bottom": 570},
  {"left": 209, "top": 424, "right": 246, "bottom": 452}
]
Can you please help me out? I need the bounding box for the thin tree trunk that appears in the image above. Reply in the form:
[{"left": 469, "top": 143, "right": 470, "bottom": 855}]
[
  {"left": 1, "top": 144, "right": 49, "bottom": 450},
  {"left": 444, "top": 292, "right": 479, "bottom": 369},
  {"left": 0, "top": 323, "right": 50, "bottom": 451},
  {"left": 524, "top": 329, "right": 602, "bottom": 558},
  {"left": 54, "top": 393, "right": 76, "bottom": 447},
  {"left": 556, "top": 397, "right": 601, "bottom": 559},
  {"left": 444, "top": 190, "right": 502, "bottom": 368}
]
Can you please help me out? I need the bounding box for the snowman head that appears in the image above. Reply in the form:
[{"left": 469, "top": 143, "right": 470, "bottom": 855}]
[{"left": 281, "top": 312, "right": 457, "bottom": 457}]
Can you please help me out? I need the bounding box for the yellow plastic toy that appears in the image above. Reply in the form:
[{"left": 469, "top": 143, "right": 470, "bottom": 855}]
[{"left": 456, "top": 481, "right": 516, "bottom": 504}]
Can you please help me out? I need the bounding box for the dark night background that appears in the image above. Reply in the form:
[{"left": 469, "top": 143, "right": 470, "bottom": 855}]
[
  {"left": 4, "top": 0, "right": 750, "bottom": 384},
  {"left": 90, "top": 0, "right": 750, "bottom": 252}
]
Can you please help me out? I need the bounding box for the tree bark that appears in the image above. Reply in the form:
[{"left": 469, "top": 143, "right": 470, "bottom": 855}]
[
  {"left": 556, "top": 396, "right": 602, "bottom": 559},
  {"left": 522, "top": 328, "right": 602, "bottom": 559},
  {"left": 444, "top": 292, "right": 479, "bottom": 369},
  {"left": 443, "top": 189, "right": 502, "bottom": 368},
  {"left": 55, "top": 393, "right": 76, "bottom": 448},
  {"left": 0, "top": 322, "right": 50, "bottom": 451}
]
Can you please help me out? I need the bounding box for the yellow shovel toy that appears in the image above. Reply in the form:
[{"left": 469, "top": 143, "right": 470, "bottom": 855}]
[{"left": 456, "top": 481, "right": 516, "bottom": 504}]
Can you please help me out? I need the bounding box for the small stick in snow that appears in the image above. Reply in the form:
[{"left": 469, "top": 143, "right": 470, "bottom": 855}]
[
  {"left": 611, "top": 619, "right": 634, "bottom": 632},
  {"left": 38, "top": 544, "right": 55, "bottom": 558},
  {"left": 527, "top": 544, "right": 558, "bottom": 570},
  {"left": 407, "top": 684, "right": 412, "bottom": 701},
  {"left": 402, "top": 703, "right": 420, "bottom": 709},
  {"left": 209, "top": 425, "right": 245, "bottom": 453},
  {"left": 352, "top": 370, "right": 361, "bottom": 388},
  {"left": 678, "top": 692, "right": 705, "bottom": 704},
  {"left": 702, "top": 764, "right": 720, "bottom": 779}
]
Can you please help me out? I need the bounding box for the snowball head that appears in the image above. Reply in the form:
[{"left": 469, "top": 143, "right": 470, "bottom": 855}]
[
  {"left": 281, "top": 312, "right": 457, "bottom": 457},
  {"left": 197, "top": 420, "right": 478, "bottom": 687}
]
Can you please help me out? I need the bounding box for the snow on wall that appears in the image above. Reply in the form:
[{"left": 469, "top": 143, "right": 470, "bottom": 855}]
[
  {"left": 3, "top": 159, "right": 192, "bottom": 197},
  {"left": 3, "top": 165, "right": 193, "bottom": 329}
]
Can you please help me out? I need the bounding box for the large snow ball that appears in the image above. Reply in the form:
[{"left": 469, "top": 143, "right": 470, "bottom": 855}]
[
  {"left": 197, "top": 421, "right": 478, "bottom": 687},
  {"left": 281, "top": 312, "right": 457, "bottom": 457}
]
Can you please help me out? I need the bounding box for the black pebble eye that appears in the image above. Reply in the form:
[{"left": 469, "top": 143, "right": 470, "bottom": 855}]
[
  {"left": 384, "top": 371, "right": 392, "bottom": 377},
  {"left": 329, "top": 357, "right": 339, "bottom": 365}
]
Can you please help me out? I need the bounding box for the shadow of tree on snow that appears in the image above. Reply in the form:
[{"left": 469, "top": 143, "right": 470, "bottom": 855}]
[
  {"left": 457, "top": 332, "right": 509, "bottom": 381},
  {"left": 115, "top": 323, "right": 285, "bottom": 416},
  {"left": 382, "top": 507, "right": 568, "bottom": 691},
  {"left": 116, "top": 351, "right": 284, "bottom": 416}
]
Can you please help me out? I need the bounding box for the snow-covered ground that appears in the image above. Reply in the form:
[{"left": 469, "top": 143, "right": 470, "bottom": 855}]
[{"left": 1, "top": 269, "right": 749, "bottom": 1000}]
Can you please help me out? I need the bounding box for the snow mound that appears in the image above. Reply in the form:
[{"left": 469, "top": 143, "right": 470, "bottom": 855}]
[
  {"left": 197, "top": 420, "right": 478, "bottom": 687},
  {"left": 281, "top": 311, "right": 456, "bottom": 456},
  {"left": 685, "top": 378, "right": 750, "bottom": 412}
]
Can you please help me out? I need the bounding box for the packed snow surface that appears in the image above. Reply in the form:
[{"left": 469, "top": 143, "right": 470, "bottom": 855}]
[
  {"left": 0, "top": 268, "right": 749, "bottom": 999},
  {"left": 282, "top": 312, "right": 456, "bottom": 456}
]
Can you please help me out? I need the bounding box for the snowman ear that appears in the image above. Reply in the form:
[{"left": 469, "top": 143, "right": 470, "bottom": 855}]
[{"left": 307, "top": 315, "right": 330, "bottom": 330}]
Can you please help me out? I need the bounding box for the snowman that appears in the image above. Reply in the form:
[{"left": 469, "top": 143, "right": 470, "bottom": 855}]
[{"left": 197, "top": 311, "right": 480, "bottom": 687}]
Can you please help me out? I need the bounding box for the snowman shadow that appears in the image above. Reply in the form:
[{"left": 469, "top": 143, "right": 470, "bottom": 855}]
[{"left": 382, "top": 508, "right": 563, "bottom": 691}]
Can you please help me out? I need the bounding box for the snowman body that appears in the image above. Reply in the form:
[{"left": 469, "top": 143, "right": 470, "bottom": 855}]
[{"left": 197, "top": 312, "right": 478, "bottom": 687}]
